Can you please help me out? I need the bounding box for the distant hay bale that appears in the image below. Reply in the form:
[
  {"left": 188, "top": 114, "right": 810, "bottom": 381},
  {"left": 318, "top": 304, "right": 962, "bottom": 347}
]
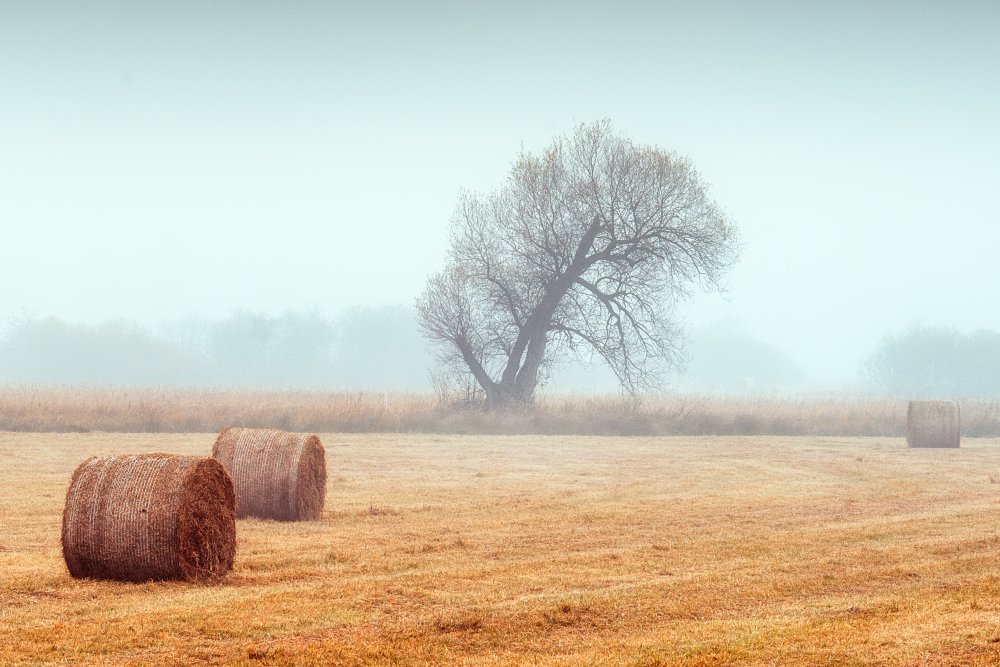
[
  {"left": 62, "top": 454, "right": 236, "bottom": 583},
  {"left": 212, "top": 427, "right": 327, "bottom": 521},
  {"left": 907, "top": 400, "right": 961, "bottom": 448}
]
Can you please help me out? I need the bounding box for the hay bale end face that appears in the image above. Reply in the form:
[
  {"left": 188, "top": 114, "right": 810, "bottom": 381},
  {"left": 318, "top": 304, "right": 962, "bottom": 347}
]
[
  {"left": 907, "top": 400, "right": 961, "bottom": 448},
  {"left": 212, "top": 427, "right": 327, "bottom": 521},
  {"left": 62, "top": 454, "right": 236, "bottom": 583}
]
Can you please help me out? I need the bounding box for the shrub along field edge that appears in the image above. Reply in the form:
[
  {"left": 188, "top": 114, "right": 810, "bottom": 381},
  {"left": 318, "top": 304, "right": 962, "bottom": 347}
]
[{"left": 1, "top": 386, "right": 999, "bottom": 436}]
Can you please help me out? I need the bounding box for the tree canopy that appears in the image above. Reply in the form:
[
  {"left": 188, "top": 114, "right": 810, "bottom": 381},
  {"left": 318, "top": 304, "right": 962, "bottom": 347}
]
[{"left": 417, "top": 121, "right": 739, "bottom": 407}]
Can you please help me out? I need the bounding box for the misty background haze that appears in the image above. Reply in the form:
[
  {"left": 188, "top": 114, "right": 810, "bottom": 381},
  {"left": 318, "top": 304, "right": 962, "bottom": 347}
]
[{"left": 2, "top": 2, "right": 998, "bottom": 394}]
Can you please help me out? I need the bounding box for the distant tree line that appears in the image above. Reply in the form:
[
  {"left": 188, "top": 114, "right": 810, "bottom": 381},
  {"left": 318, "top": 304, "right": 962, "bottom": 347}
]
[
  {"left": 13, "top": 305, "right": 952, "bottom": 395},
  {"left": 861, "top": 325, "right": 1000, "bottom": 397},
  {"left": 680, "top": 327, "right": 804, "bottom": 392},
  {"left": 0, "top": 307, "right": 816, "bottom": 393},
  {"left": 0, "top": 306, "right": 432, "bottom": 389}
]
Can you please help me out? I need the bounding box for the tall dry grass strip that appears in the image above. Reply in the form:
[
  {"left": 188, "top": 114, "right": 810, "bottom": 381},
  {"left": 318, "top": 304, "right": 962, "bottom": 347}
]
[
  {"left": 212, "top": 427, "right": 327, "bottom": 521},
  {"left": 906, "top": 400, "right": 961, "bottom": 448},
  {"left": 61, "top": 454, "right": 236, "bottom": 583}
]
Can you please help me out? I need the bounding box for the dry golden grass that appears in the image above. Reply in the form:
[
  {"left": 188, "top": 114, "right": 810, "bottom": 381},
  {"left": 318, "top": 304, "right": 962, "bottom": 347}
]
[
  {"left": 2, "top": 386, "right": 1000, "bottom": 436},
  {"left": 4, "top": 432, "right": 1000, "bottom": 665}
]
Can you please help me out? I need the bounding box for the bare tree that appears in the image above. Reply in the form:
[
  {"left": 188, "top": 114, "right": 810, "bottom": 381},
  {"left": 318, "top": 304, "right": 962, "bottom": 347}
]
[{"left": 417, "top": 121, "right": 739, "bottom": 408}]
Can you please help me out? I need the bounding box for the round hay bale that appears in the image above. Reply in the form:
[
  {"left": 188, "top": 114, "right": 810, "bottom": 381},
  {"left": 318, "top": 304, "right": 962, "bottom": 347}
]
[
  {"left": 212, "top": 427, "right": 326, "bottom": 521},
  {"left": 906, "top": 400, "right": 961, "bottom": 448},
  {"left": 62, "top": 454, "right": 236, "bottom": 583}
]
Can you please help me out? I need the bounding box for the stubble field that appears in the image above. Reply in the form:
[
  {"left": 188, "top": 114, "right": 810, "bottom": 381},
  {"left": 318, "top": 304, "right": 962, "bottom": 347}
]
[{"left": 3, "top": 432, "right": 1000, "bottom": 665}]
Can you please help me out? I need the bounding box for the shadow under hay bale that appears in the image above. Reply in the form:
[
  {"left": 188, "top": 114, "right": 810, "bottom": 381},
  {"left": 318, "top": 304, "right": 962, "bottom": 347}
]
[
  {"left": 907, "top": 400, "right": 961, "bottom": 448},
  {"left": 62, "top": 454, "right": 236, "bottom": 583},
  {"left": 212, "top": 427, "right": 326, "bottom": 521}
]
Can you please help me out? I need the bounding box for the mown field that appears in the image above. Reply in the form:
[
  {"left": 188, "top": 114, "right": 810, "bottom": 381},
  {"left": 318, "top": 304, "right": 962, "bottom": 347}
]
[{"left": 4, "top": 432, "right": 1000, "bottom": 665}]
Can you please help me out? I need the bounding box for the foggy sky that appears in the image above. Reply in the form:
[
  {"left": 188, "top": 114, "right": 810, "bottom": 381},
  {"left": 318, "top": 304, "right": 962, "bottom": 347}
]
[{"left": 2, "top": 1, "right": 998, "bottom": 386}]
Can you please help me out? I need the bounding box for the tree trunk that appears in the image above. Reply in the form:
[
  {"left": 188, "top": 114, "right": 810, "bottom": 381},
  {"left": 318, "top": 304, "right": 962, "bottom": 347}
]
[
  {"left": 473, "top": 241, "right": 596, "bottom": 411},
  {"left": 485, "top": 379, "right": 533, "bottom": 410}
]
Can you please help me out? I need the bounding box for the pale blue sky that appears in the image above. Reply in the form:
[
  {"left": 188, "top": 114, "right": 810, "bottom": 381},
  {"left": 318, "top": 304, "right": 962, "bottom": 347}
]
[{"left": 1, "top": 1, "right": 998, "bottom": 384}]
